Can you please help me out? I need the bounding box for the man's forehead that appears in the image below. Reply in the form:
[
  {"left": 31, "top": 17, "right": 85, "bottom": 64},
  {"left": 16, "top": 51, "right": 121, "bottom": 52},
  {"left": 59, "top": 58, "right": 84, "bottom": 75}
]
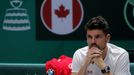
[{"left": 87, "top": 29, "right": 104, "bottom": 35}]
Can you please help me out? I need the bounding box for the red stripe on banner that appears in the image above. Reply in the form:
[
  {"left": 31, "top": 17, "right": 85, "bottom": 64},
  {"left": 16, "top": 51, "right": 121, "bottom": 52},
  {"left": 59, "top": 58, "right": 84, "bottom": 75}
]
[
  {"left": 43, "top": 0, "right": 52, "bottom": 29},
  {"left": 73, "top": 0, "right": 82, "bottom": 29}
]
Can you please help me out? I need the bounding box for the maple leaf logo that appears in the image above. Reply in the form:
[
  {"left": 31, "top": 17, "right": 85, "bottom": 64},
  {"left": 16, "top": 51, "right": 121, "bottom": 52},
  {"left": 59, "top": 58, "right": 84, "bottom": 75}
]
[{"left": 55, "top": 4, "right": 69, "bottom": 18}]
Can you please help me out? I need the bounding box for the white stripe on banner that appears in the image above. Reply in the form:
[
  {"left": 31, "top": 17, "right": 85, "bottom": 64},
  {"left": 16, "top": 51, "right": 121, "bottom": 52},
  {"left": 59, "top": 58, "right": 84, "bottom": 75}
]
[{"left": 52, "top": 0, "right": 73, "bottom": 34}]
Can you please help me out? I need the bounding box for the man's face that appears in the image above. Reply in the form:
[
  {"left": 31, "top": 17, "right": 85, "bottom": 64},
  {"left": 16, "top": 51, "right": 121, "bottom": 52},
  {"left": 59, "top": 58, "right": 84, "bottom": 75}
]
[{"left": 86, "top": 29, "right": 110, "bottom": 50}]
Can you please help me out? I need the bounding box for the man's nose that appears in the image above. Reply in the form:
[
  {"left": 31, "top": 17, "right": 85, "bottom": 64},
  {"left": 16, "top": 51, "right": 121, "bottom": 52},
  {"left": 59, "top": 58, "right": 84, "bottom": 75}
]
[{"left": 91, "top": 38, "right": 96, "bottom": 43}]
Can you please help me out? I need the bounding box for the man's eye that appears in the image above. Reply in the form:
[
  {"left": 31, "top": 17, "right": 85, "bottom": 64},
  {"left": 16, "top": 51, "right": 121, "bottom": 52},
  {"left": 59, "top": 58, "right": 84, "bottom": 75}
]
[
  {"left": 88, "top": 35, "right": 92, "bottom": 38},
  {"left": 95, "top": 35, "right": 101, "bottom": 38}
]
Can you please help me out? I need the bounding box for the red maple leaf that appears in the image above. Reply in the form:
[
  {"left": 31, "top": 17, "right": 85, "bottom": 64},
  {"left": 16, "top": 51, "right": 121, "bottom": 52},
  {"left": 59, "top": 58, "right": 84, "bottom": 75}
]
[{"left": 55, "top": 4, "right": 69, "bottom": 18}]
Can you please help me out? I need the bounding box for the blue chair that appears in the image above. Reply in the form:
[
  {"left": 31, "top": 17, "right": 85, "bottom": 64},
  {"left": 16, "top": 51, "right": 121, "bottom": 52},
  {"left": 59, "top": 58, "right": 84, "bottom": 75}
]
[{"left": 130, "top": 63, "right": 134, "bottom": 75}]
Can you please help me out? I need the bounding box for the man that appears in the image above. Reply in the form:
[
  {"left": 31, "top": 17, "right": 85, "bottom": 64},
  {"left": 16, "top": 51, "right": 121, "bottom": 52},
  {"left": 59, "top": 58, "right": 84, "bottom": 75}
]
[{"left": 71, "top": 16, "right": 131, "bottom": 75}]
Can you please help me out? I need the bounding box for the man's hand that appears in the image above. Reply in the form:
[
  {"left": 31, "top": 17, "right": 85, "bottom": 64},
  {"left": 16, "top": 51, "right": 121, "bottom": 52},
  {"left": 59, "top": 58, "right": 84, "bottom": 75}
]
[
  {"left": 84, "top": 47, "right": 102, "bottom": 66},
  {"left": 93, "top": 55, "right": 106, "bottom": 69},
  {"left": 90, "top": 47, "right": 106, "bottom": 69}
]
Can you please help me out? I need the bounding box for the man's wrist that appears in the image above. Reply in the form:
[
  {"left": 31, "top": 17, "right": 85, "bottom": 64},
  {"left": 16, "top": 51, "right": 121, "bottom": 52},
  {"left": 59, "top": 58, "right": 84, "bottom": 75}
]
[
  {"left": 99, "top": 61, "right": 106, "bottom": 69},
  {"left": 83, "top": 56, "right": 93, "bottom": 66}
]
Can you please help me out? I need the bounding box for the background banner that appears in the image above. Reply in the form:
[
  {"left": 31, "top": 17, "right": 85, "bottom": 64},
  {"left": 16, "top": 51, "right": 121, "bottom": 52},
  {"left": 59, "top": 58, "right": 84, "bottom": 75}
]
[{"left": 36, "top": 0, "right": 134, "bottom": 40}]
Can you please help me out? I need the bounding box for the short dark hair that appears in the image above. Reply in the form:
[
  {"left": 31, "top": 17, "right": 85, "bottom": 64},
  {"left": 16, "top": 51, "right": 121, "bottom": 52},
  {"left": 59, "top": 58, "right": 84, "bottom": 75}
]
[{"left": 85, "top": 16, "right": 109, "bottom": 35}]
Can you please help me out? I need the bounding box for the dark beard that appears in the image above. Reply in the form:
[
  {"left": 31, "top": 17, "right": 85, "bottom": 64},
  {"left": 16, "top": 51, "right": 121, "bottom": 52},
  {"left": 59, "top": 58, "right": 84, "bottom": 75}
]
[
  {"left": 89, "top": 43, "right": 106, "bottom": 51},
  {"left": 89, "top": 43, "right": 100, "bottom": 49}
]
